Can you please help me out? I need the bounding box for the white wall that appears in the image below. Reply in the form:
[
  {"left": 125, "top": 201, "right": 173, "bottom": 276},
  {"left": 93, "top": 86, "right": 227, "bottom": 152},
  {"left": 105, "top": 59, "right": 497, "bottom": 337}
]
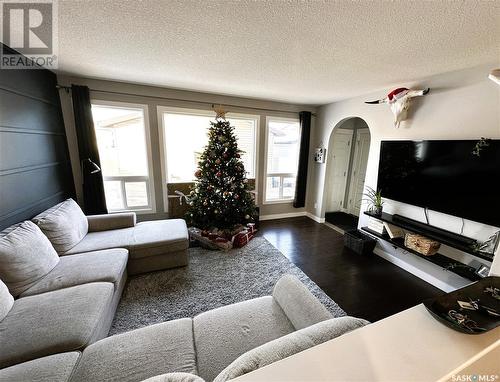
[
  {"left": 307, "top": 63, "right": 500, "bottom": 290},
  {"left": 57, "top": 75, "right": 317, "bottom": 220}
]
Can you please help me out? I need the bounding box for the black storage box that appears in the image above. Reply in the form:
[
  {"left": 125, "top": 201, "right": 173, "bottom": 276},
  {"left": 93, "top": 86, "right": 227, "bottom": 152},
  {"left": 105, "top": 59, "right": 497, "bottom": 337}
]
[{"left": 344, "top": 229, "right": 377, "bottom": 255}]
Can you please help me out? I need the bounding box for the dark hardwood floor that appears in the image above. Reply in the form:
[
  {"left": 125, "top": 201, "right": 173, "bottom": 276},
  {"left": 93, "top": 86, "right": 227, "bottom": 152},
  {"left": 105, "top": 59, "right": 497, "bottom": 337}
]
[{"left": 258, "top": 216, "right": 443, "bottom": 322}]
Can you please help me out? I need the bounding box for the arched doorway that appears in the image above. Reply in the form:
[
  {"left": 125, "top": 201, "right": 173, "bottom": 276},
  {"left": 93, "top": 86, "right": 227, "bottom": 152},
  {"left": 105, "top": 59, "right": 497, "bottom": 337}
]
[{"left": 323, "top": 117, "right": 371, "bottom": 232}]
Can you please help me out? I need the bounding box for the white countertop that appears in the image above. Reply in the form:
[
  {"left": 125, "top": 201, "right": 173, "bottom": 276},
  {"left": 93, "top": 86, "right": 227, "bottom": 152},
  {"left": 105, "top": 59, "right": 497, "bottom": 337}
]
[{"left": 233, "top": 304, "right": 500, "bottom": 382}]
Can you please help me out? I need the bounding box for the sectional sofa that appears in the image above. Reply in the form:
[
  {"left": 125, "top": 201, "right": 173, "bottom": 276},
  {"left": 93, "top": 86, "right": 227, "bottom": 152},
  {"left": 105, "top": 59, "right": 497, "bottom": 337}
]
[{"left": 0, "top": 198, "right": 368, "bottom": 381}]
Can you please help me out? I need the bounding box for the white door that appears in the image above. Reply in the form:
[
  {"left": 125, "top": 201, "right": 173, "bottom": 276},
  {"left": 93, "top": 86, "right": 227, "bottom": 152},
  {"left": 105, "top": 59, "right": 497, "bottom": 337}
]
[
  {"left": 347, "top": 129, "right": 371, "bottom": 216},
  {"left": 326, "top": 129, "right": 353, "bottom": 212}
]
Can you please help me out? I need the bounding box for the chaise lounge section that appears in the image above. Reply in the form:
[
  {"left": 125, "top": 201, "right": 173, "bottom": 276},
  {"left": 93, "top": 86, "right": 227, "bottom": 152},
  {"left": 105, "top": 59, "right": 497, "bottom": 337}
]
[{"left": 33, "top": 199, "right": 189, "bottom": 275}]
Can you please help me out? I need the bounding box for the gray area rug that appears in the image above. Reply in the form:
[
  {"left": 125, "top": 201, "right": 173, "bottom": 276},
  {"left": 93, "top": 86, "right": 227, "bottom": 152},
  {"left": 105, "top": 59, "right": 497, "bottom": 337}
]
[{"left": 110, "top": 237, "right": 346, "bottom": 335}]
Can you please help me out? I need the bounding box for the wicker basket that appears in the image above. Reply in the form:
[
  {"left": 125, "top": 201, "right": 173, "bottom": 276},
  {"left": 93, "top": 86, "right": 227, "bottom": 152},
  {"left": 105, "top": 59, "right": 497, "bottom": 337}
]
[
  {"left": 344, "top": 230, "right": 377, "bottom": 255},
  {"left": 404, "top": 233, "right": 441, "bottom": 256}
]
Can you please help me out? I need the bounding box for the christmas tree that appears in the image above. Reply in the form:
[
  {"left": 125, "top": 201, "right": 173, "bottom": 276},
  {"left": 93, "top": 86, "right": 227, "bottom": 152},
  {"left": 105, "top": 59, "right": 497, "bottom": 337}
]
[{"left": 187, "top": 108, "right": 256, "bottom": 231}]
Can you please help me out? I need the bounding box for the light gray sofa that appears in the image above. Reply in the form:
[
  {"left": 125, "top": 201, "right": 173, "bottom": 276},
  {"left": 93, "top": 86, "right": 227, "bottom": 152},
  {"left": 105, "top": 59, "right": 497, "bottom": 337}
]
[
  {"left": 0, "top": 248, "right": 128, "bottom": 369},
  {"left": 0, "top": 198, "right": 189, "bottom": 370},
  {"left": 0, "top": 199, "right": 368, "bottom": 381},
  {"left": 0, "top": 275, "right": 368, "bottom": 382}
]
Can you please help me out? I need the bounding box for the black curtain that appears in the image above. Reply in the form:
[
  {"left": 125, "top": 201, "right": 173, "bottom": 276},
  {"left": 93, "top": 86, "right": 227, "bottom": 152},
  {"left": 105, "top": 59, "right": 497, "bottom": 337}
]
[
  {"left": 293, "top": 111, "right": 311, "bottom": 208},
  {"left": 71, "top": 85, "right": 108, "bottom": 215}
]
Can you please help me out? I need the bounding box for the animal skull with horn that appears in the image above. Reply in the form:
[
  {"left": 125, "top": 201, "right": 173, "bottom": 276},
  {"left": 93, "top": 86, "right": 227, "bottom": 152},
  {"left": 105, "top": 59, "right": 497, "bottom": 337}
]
[{"left": 365, "top": 87, "right": 430, "bottom": 128}]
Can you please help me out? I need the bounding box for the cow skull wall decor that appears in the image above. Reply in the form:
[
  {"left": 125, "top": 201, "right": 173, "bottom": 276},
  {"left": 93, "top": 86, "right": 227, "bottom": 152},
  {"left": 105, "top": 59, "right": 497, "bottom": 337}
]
[
  {"left": 365, "top": 87, "right": 430, "bottom": 128},
  {"left": 489, "top": 69, "right": 500, "bottom": 85}
]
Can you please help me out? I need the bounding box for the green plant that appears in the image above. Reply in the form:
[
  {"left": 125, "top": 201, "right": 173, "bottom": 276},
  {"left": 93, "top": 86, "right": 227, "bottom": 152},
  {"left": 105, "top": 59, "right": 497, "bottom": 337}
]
[
  {"left": 472, "top": 137, "right": 491, "bottom": 157},
  {"left": 363, "top": 186, "right": 384, "bottom": 213}
]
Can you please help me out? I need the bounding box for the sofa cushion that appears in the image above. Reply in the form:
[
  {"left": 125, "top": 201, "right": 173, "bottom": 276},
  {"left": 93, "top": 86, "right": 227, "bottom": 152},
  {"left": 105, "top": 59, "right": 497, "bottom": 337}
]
[
  {"left": 0, "top": 352, "right": 81, "bottom": 382},
  {"left": 142, "top": 373, "right": 205, "bottom": 382},
  {"left": 193, "top": 296, "right": 295, "bottom": 382},
  {"left": 32, "top": 198, "right": 88, "bottom": 254},
  {"left": 20, "top": 248, "right": 129, "bottom": 297},
  {"left": 65, "top": 219, "right": 189, "bottom": 259},
  {"left": 88, "top": 212, "right": 137, "bottom": 232},
  {"left": 0, "top": 282, "right": 114, "bottom": 368},
  {"left": 71, "top": 319, "right": 197, "bottom": 382},
  {"left": 0, "top": 278, "right": 14, "bottom": 321},
  {"left": 0, "top": 221, "right": 60, "bottom": 296},
  {"left": 130, "top": 220, "right": 189, "bottom": 259},
  {"left": 213, "top": 316, "right": 369, "bottom": 382},
  {"left": 64, "top": 227, "right": 134, "bottom": 255}
]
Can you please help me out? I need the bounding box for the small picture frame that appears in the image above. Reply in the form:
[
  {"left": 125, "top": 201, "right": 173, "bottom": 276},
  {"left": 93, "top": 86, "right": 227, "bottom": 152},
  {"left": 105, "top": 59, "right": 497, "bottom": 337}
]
[{"left": 314, "top": 147, "right": 326, "bottom": 163}]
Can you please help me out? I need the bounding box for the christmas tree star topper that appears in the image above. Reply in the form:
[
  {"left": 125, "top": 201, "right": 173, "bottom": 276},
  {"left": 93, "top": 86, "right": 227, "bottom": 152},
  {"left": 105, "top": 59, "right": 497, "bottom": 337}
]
[{"left": 213, "top": 105, "right": 227, "bottom": 120}]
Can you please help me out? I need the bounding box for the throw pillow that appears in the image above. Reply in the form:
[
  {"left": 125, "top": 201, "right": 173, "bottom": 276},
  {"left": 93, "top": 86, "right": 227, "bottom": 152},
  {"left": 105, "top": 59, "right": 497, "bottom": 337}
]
[
  {"left": 213, "top": 316, "right": 369, "bottom": 382},
  {"left": 0, "top": 278, "right": 14, "bottom": 321},
  {"left": 32, "top": 199, "right": 88, "bottom": 254},
  {"left": 0, "top": 221, "right": 60, "bottom": 296}
]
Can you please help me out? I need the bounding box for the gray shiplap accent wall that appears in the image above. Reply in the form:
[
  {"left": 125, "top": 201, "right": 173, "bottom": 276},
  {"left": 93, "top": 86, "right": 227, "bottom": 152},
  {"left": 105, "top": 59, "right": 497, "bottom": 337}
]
[{"left": 0, "top": 45, "right": 74, "bottom": 230}]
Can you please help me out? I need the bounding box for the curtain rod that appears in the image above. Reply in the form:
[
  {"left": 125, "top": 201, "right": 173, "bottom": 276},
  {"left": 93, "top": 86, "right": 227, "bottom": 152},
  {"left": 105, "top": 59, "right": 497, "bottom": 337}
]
[{"left": 56, "top": 85, "right": 316, "bottom": 116}]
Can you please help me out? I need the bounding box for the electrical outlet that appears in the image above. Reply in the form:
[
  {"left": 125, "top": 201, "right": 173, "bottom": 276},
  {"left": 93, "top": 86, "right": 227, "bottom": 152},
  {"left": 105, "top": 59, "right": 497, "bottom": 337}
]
[{"left": 314, "top": 202, "right": 318, "bottom": 209}]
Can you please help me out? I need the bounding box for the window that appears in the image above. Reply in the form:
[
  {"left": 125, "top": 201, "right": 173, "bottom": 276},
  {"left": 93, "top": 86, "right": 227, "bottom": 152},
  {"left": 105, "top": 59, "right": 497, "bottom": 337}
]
[
  {"left": 159, "top": 108, "right": 258, "bottom": 183},
  {"left": 264, "top": 117, "right": 300, "bottom": 203},
  {"left": 91, "top": 101, "right": 154, "bottom": 212}
]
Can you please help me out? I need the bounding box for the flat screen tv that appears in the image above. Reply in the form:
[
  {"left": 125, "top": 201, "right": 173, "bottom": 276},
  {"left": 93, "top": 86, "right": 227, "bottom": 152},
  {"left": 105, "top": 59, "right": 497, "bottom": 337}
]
[{"left": 377, "top": 140, "right": 500, "bottom": 228}]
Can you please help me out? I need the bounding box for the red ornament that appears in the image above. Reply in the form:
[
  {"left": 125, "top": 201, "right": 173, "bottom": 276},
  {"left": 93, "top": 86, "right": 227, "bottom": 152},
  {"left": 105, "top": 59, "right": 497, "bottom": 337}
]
[
  {"left": 223, "top": 153, "right": 228, "bottom": 158},
  {"left": 234, "top": 194, "right": 240, "bottom": 200},
  {"left": 216, "top": 171, "right": 222, "bottom": 177},
  {"left": 195, "top": 169, "right": 201, "bottom": 178},
  {"left": 235, "top": 153, "right": 240, "bottom": 158}
]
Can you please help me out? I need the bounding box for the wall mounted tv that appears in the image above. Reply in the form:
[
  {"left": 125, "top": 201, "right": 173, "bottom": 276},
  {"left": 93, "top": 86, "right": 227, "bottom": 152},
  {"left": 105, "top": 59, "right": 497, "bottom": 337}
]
[{"left": 377, "top": 140, "right": 500, "bottom": 228}]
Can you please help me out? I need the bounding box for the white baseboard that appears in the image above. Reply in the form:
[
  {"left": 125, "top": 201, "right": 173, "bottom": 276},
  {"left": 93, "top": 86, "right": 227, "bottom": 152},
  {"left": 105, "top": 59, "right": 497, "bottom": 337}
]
[
  {"left": 306, "top": 212, "right": 325, "bottom": 223},
  {"left": 259, "top": 211, "right": 325, "bottom": 223},
  {"left": 323, "top": 221, "right": 345, "bottom": 234},
  {"left": 259, "top": 211, "right": 307, "bottom": 221}
]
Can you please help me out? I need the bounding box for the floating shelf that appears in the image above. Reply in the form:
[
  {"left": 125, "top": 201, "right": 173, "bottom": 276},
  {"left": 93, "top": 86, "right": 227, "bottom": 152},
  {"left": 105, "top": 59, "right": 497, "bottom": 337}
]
[
  {"left": 364, "top": 211, "right": 493, "bottom": 262},
  {"left": 361, "top": 226, "right": 482, "bottom": 282}
]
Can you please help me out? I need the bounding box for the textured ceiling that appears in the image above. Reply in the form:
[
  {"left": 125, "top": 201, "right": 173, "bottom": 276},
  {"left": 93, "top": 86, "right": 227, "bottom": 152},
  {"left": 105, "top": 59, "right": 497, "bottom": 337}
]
[{"left": 57, "top": 0, "right": 500, "bottom": 105}]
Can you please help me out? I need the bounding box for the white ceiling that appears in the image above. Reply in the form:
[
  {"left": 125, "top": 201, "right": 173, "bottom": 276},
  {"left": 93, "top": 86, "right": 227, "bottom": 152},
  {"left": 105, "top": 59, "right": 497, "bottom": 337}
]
[{"left": 58, "top": 0, "right": 500, "bottom": 105}]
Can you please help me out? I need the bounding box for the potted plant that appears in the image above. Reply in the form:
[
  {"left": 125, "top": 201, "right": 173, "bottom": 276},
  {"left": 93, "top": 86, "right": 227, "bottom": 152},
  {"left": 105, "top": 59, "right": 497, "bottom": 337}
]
[{"left": 363, "top": 186, "right": 384, "bottom": 215}]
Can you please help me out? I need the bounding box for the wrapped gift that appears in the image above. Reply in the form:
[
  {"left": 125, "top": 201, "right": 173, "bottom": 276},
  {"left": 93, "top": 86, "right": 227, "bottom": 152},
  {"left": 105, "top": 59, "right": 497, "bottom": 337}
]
[
  {"left": 214, "top": 236, "right": 232, "bottom": 251},
  {"left": 232, "top": 229, "right": 255, "bottom": 248},
  {"left": 189, "top": 227, "right": 233, "bottom": 251},
  {"left": 246, "top": 223, "right": 257, "bottom": 235}
]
